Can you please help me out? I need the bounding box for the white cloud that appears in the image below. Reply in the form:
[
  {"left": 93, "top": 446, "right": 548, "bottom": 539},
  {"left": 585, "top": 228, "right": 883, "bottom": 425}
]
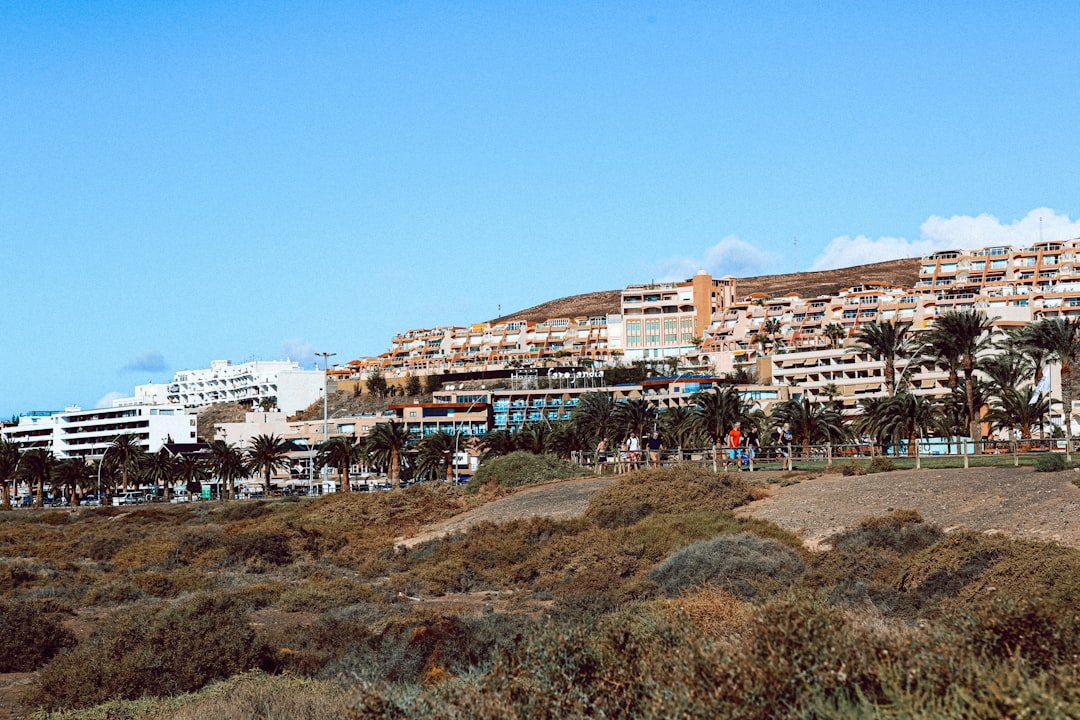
[
  {"left": 280, "top": 338, "right": 316, "bottom": 367},
  {"left": 810, "top": 207, "right": 1080, "bottom": 271},
  {"left": 120, "top": 349, "right": 166, "bottom": 373},
  {"left": 809, "top": 234, "right": 940, "bottom": 271},
  {"left": 95, "top": 391, "right": 126, "bottom": 409},
  {"left": 657, "top": 235, "right": 783, "bottom": 280}
]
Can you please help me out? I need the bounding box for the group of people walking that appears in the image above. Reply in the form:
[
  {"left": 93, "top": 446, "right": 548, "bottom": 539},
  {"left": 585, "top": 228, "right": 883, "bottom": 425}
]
[
  {"left": 726, "top": 421, "right": 793, "bottom": 469},
  {"left": 595, "top": 431, "right": 666, "bottom": 474},
  {"left": 594, "top": 422, "right": 794, "bottom": 474}
]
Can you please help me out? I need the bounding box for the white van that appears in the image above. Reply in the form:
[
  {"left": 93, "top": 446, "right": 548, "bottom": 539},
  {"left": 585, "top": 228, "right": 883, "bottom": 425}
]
[
  {"left": 170, "top": 489, "right": 196, "bottom": 503},
  {"left": 111, "top": 491, "right": 144, "bottom": 506}
]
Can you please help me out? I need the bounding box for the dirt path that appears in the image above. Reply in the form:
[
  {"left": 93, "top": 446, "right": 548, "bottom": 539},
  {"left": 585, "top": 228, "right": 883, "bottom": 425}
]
[
  {"left": 397, "top": 476, "right": 617, "bottom": 547},
  {"left": 399, "top": 466, "right": 1080, "bottom": 553},
  {"left": 738, "top": 466, "right": 1080, "bottom": 550}
]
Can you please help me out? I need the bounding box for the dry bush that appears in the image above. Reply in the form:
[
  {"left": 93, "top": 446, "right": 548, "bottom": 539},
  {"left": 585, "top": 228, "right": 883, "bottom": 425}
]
[
  {"left": 661, "top": 585, "right": 751, "bottom": 639},
  {"left": 342, "top": 594, "right": 1080, "bottom": 719},
  {"left": 302, "top": 483, "right": 476, "bottom": 530},
  {"left": 649, "top": 533, "right": 806, "bottom": 600},
  {"left": 110, "top": 533, "right": 180, "bottom": 570},
  {"left": 800, "top": 511, "right": 944, "bottom": 613},
  {"left": 216, "top": 500, "right": 277, "bottom": 522},
  {"left": 275, "top": 575, "right": 378, "bottom": 612},
  {"left": 895, "top": 530, "right": 1080, "bottom": 606},
  {"left": 0, "top": 599, "right": 76, "bottom": 671},
  {"left": 158, "top": 671, "right": 351, "bottom": 720},
  {"left": 27, "top": 593, "right": 270, "bottom": 711},
  {"left": 583, "top": 465, "right": 754, "bottom": 528},
  {"left": 0, "top": 561, "right": 38, "bottom": 598},
  {"left": 623, "top": 511, "right": 805, "bottom": 560},
  {"left": 748, "top": 484, "right": 771, "bottom": 501},
  {"left": 391, "top": 517, "right": 572, "bottom": 596},
  {"left": 223, "top": 529, "right": 294, "bottom": 569},
  {"left": 132, "top": 568, "right": 212, "bottom": 598},
  {"left": 330, "top": 612, "right": 538, "bottom": 685}
]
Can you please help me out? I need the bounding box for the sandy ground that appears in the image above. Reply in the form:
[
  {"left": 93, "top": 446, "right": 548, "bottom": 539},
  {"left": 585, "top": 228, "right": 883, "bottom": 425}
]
[{"left": 738, "top": 465, "right": 1080, "bottom": 550}]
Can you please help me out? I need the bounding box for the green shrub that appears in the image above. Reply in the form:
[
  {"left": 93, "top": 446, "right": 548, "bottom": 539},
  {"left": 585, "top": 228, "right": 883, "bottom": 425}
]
[
  {"left": 584, "top": 466, "right": 754, "bottom": 528},
  {"left": 225, "top": 530, "right": 294, "bottom": 569},
  {"left": 1035, "top": 452, "right": 1067, "bottom": 472},
  {"left": 466, "top": 451, "right": 590, "bottom": 492},
  {"left": 649, "top": 532, "right": 806, "bottom": 600},
  {"left": 0, "top": 599, "right": 76, "bottom": 671},
  {"left": 840, "top": 462, "right": 867, "bottom": 476},
  {"left": 867, "top": 456, "right": 896, "bottom": 473},
  {"left": 28, "top": 593, "right": 270, "bottom": 711},
  {"left": 831, "top": 510, "right": 942, "bottom": 554},
  {"left": 217, "top": 500, "right": 276, "bottom": 521}
]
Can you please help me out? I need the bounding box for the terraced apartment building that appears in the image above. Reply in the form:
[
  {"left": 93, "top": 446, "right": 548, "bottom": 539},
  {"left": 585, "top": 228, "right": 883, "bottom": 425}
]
[{"left": 329, "top": 238, "right": 1080, "bottom": 417}]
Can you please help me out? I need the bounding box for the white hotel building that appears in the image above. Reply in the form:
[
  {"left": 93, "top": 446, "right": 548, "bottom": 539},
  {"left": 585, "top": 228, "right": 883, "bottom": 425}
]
[
  {"left": 1, "top": 403, "right": 196, "bottom": 460},
  {"left": 136, "top": 359, "right": 324, "bottom": 416}
]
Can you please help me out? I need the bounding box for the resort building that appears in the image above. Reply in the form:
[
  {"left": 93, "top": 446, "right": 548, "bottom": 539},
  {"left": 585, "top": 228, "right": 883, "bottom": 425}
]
[
  {"left": 618, "top": 271, "right": 737, "bottom": 363},
  {"left": 134, "top": 359, "right": 324, "bottom": 415},
  {"left": 1, "top": 404, "right": 196, "bottom": 460}
]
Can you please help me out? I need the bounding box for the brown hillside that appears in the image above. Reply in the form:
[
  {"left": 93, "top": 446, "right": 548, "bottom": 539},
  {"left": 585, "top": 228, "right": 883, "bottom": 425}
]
[
  {"left": 195, "top": 402, "right": 247, "bottom": 441},
  {"left": 740, "top": 257, "right": 921, "bottom": 299},
  {"left": 489, "top": 258, "right": 921, "bottom": 324}
]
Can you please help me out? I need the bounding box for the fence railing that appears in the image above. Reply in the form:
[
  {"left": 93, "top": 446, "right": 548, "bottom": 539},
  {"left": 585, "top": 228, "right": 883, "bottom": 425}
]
[{"left": 575, "top": 437, "right": 1074, "bottom": 473}]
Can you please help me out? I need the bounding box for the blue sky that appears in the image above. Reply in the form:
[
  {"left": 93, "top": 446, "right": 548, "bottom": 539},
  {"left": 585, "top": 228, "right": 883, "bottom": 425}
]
[{"left": 3, "top": 2, "right": 1080, "bottom": 418}]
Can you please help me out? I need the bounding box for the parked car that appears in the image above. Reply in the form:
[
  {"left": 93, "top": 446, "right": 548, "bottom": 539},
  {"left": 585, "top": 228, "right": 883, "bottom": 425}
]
[
  {"left": 17, "top": 494, "right": 33, "bottom": 508},
  {"left": 111, "top": 491, "right": 144, "bottom": 506}
]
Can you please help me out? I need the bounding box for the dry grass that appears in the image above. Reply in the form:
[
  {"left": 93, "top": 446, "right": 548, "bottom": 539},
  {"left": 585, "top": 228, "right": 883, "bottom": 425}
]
[{"left": 4, "top": 462, "right": 1080, "bottom": 718}]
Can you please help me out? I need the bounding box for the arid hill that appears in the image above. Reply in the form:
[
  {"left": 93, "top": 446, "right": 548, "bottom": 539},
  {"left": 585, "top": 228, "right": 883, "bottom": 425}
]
[{"left": 490, "top": 257, "right": 921, "bottom": 324}]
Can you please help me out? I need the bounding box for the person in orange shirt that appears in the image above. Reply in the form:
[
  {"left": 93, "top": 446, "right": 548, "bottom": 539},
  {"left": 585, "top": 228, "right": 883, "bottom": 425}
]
[{"left": 727, "top": 422, "right": 742, "bottom": 465}]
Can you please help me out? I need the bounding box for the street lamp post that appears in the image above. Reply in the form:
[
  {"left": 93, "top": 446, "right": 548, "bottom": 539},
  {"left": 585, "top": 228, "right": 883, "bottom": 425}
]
[
  {"left": 453, "top": 401, "right": 481, "bottom": 484},
  {"left": 315, "top": 352, "right": 336, "bottom": 490},
  {"left": 96, "top": 441, "right": 113, "bottom": 506}
]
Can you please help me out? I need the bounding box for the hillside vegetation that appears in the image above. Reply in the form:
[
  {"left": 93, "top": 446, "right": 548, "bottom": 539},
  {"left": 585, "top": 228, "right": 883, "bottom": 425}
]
[{"left": 3, "top": 462, "right": 1079, "bottom": 718}]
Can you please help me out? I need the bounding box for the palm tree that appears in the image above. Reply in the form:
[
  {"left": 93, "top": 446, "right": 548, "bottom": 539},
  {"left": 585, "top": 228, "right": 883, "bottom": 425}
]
[
  {"left": 516, "top": 423, "right": 550, "bottom": 454},
  {"left": 107, "top": 434, "right": 145, "bottom": 493},
  {"left": 823, "top": 322, "right": 846, "bottom": 348},
  {"left": 985, "top": 384, "right": 1049, "bottom": 443},
  {"left": 175, "top": 454, "right": 209, "bottom": 500},
  {"left": 478, "top": 429, "right": 516, "bottom": 460},
  {"left": 208, "top": 440, "right": 246, "bottom": 500},
  {"left": 245, "top": 434, "right": 293, "bottom": 496},
  {"left": 571, "top": 392, "right": 618, "bottom": 447},
  {"left": 319, "top": 436, "right": 364, "bottom": 491},
  {"left": 878, "top": 392, "right": 937, "bottom": 459},
  {"left": 612, "top": 398, "right": 657, "bottom": 443},
  {"left": 140, "top": 448, "right": 179, "bottom": 498},
  {"left": 927, "top": 310, "right": 995, "bottom": 448},
  {"left": 545, "top": 420, "right": 587, "bottom": 462},
  {"left": 821, "top": 382, "right": 841, "bottom": 409},
  {"left": 1024, "top": 317, "right": 1080, "bottom": 459},
  {"left": 658, "top": 406, "right": 698, "bottom": 461},
  {"left": 0, "top": 440, "right": 19, "bottom": 510},
  {"left": 761, "top": 318, "right": 783, "bottom": 351},
  {"left": 853, "top": 320, "right": 913, "bottom": 397},
  {"left": 53, "top": 458, "right": 88, "bottom": 506},
  {"left": 770, "top": 398, "right": 847, "bottom": 452},
  {"left": 415, "top": 431, "right": 456, "bottom": 482},
  {"left": 691, "top": 387, "right": 749, "bottom": 468},
  {"left": 851, "top": 396, "right": 892, "bottom": 456},
  {"left": 367, "top": 422, "right": 413, "bottom": 489},
  {"left": 20, "top": 448, "right": 57, "bottom": 507}
]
